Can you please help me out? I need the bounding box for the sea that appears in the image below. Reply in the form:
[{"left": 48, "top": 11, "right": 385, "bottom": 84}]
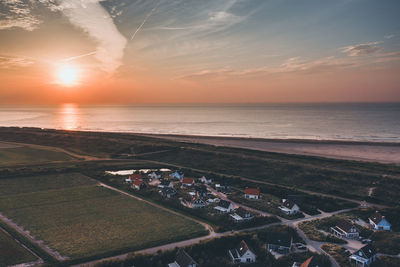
[{"left": 0, "top": 103, "right": 399, "bottom": 143}]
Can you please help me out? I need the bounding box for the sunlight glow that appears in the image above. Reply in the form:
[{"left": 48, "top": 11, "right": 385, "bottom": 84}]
[{"left": 57, "top": 65, "right": 78, "bottom": 86}]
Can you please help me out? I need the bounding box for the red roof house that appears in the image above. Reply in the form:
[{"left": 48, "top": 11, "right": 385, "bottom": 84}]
[
  {"left": 244, "top": 188, "right": 260, "bottom": 199},
  {"left": 182, "top": 178, "right": 195, "bottom": 187}
]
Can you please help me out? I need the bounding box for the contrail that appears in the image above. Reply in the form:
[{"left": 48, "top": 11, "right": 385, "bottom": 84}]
[
  {"left": 60, "top": 51, "right": 96, "bottom": 62},
  {"left": 130, "top": 2, "right": 160, "bottom": 41}
]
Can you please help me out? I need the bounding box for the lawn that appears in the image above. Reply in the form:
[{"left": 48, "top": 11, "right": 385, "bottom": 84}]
[
  {"left": 0, "top": 145, "right": 75, "bottom": 165},
  {"left": 0, "top": 173, "right": 205, "bottom": 259},
  {"left": 0, "top": 229, "right": 37, "bottom": 267},
  {"left": 321, "top": 244, "right": 351, "bottom": 267}
]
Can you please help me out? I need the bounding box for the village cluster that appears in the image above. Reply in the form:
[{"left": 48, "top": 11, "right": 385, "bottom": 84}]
[{"left": 121, "top": 169, "right": 393, "bottom": 267}]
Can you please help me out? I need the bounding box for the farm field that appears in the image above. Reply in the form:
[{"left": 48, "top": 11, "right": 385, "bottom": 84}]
[
  {"left": 0, "top": 228, "right": 37, "bottom": 267},
  {"left": 0, "top": 173, "right": 205, "bottom": 259},
  {"left": 0, "top": 144, "right": 75, "bottom": 165}
]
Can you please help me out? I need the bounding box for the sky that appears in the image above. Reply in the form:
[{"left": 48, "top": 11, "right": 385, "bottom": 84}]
[{"left": 0, "top": 0, "right": 399, "bottom": 104}]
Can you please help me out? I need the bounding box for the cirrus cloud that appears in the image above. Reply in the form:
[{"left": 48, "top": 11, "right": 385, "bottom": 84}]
[{"left": 341, "top": 42, "right": 382, "bottom": 56}]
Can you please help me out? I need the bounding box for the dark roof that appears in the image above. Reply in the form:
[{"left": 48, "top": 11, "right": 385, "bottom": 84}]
[
  {"left": 236, "top": 240, "right": 250, "bottom": 257},
  {"left": 282, "top": 199, "right": 296, "bottom": 209},
  {"left": 162, "top": 187, "right": 176, "bottom": 194},
  {"left": 160, "top": 180, "right": 171, "bottom": 186},
  {"left": 266, "top": 232, "right": 292, "bottom": 248},
  {"left": 300, "top": 256, "right": 320, "bottom": 267},
  {"left": 218, "top": 200, "right": 232, "bottom": 209},
  {"left": 336, "top": 220, "right": 356, "bottom": 233},
  {"left": 236, "top": 207, "right": 251, "bottom": 218},
  {"left": 175, "top": 249, "right": 197, "bottom": 267},
  {"left": 369, "top": 211, "right": 384, "bottom": 224},
  {"left": 353, "top": 244, "right": 376, "bottom": 259}
]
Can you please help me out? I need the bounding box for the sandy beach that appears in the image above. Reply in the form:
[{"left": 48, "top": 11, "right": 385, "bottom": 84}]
[{"left": 145, "top": 134, "right": 400, "bottom": 164}]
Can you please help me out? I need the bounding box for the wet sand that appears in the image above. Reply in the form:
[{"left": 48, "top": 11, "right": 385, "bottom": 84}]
[{"left": 144, "top": 134, "right": 400, "bottom": 164}]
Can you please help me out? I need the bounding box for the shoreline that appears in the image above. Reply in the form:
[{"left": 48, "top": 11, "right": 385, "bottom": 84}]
[
  {"left": 2, "top": 127, "right": 400, "bottom": 164},
  {"left": 140, "top": 133, "right": 400, "bottom": 164}
]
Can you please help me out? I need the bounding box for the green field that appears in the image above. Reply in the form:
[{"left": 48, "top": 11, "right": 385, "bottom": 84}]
[
  {"left": 0, "top": 145, "right": 75, "bottom": 165},
  {"left": 0, "top": 229, "right": 37, "bottom": 267},
  {"left": 0, "top": 173, "right": 204, "bottom": 259}
]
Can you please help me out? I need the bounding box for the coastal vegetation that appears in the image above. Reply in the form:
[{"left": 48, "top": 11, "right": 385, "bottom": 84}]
[{"left": 0, "top": 144, "right": 75, "bottom": 165}]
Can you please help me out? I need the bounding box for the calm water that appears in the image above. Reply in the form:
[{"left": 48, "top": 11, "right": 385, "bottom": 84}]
[{"left": 0, "top": 103, "right": 399, "bottom": 142}]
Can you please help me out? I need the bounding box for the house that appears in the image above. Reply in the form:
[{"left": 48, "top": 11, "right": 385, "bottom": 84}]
[
  {"left": 148, "top": 171, "right": 161, "bottom": 179},
  {"left": 207, "top": 197, "right": 219, "bottom": 203},
  {"left": 170, "top": 171, "right": 184, "bottom": 180},
  {"left": 124, "top": 177, "right": 133, "bottom": 183},
  {"left": 215, "top": 183, "right": 230, "bottom": 192},
  {"left": 199, "top": 176, "right": 212, "bottom": 184},
  {"left": 369, "top": 211, "right": 391, "bottom": 231},
  {"left": 161, "top": 187, "right": 177, "bottom": 198},
  {"left": 182, "top": 178, "right": 195, "bottom": 187},
  {"left": 279, "top": 199, "right": 300, "bottom": 215},
  {"left": 148, "top": 178, "right": 161, "bottom": 187},
  {"left": 244, "top": 188, "right": 260, "bottom": 199},
  {"left": 190, "top": 194, "right": 206, "bottom": 209},
  {"left": 266, "top": 232, "right": 292, "bottom": 255},
  {"left": 131, "top": 179, "right": 143, "bottom": 190},
  {"left": 228, "top": 240, "right": 256, "bottom": 264},
  {"left": 349, "top": 244, "right": 377, "bottom": 266},
  {"left": 230, "top": 207, "right": 254, "bottom": 222},
  {"left": 330, "top": 220, "right": 359, "bottom": 239},
  {"left": 194, "top": 186, "right": 207, "bottom": 197},
  {"left": 129, "top": 173, "right": 143, "bottom": 180},
  {"left": 168, "top": 249, "right": 197, "bottom": 267},
  {"left": 157, "top": 180, "right": 174, "bottom": 188},
  {"left": 214, "top": 200, "right": 234, "bottom": 213}
]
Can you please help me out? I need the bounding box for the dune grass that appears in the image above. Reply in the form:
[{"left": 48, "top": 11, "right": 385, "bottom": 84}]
[{"left": 0, "top": 146, "right": 74, "bottom": 165}]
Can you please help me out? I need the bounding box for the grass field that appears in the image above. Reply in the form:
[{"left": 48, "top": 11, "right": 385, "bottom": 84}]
[
  {"left": 0, "top": 228, "right": 37, "bottom": 267},
  {"left": 0, "top": 173, "right": 205, "bottom": 259},
  {"left": 0, "top": 145, "right": 75, "bottom": 165}
]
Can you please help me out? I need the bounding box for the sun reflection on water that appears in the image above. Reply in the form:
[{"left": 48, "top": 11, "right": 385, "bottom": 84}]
[{"left": 59, "top": 103, "right": 80, "bottom": 130}]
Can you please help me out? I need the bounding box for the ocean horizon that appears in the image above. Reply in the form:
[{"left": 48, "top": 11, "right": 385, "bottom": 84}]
[{"left": 0, "top": 103, "right": 399, "bottom": 143}]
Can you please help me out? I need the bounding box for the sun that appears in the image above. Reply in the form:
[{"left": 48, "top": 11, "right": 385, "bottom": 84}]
[{"left": 57, "top": 65, "right": 78, "bottom": 86}]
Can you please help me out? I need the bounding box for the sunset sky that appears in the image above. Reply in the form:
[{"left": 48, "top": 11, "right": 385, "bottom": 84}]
[{"left": 0, "top": 0, "right": 399, "bottom": 104}]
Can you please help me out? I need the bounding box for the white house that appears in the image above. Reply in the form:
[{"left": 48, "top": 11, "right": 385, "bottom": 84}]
[
  {"left": 349, "top": 244, "right": 376, "bottom": 266},
  {"left": 168, "top": 249, "right": 197, "bottom": 267},
  {"left": 330, "top": 220, "right": 359, "bottom": 239},
  {"left": 157, "top": 180, "right": 174, "bottom": 189},
  {"left": 214, "top": 200, "right": 234, "bottom": 213},
  {"left": 228, "top": 240, "right": 256, "bottom": 264},
  {"left": 199, "top": 176, "right": 212, "bottom": 184},
  {"left": 190, "top": 194, "right": 206, "bottom": 209},
  {"left": 369, "top": 211, "right": 391, "bottom": 231},
  {"left": 170, "top": 171, "right": 184, "bottom": 180},
  {"left": 244, "top": 188, "right": 260, "bottom": 199},
  {"left": 279, "top": 199, "right": 300, "bottom": 215},
  {"left": 230, "top": 207, "right": 253, "bottom": 222},
  {"left": 148, "top": 171, "right": 161, "bottom": 179}
]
